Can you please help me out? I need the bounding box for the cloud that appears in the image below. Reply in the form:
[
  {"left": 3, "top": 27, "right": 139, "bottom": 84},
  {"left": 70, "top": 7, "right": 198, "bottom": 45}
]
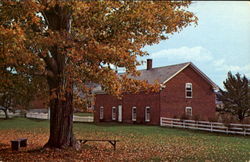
[
  {"left": 151, "top": 46, "right": 213, "bottom": 62},
  {"left": 150, "top": 46, "right": 250, "bottom": 79},
  {"left": 213, "top": 59, "right": 250, "bottom": 77}
]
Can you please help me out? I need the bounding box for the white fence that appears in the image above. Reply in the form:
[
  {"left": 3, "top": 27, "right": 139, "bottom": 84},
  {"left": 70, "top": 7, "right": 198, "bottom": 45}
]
[
  {"left": 73, "top": 116, "right": 94, "bottom": 122},
  {"left": 26, "top": 112, "right": 48, "bottom": 120},
  {"left": 26, "top": 112, "right": 94, "bottom": 123},
  {"left": 0, "top": 112, "right": 21, "bottom": 118},
  {"left": 160, "top": 117, "right": 250, "bottom": 136}
]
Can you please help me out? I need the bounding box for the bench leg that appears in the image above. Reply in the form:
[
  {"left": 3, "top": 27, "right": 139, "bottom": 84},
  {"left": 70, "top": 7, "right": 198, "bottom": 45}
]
[
  {"left": 108, "top": 141, "right": 116, "bottom": 150},
  {"left": 11, "top": 141, "right": 20, "bottom": 151},
  {"left": 82, "top": 140, "right": 88, "bottom": 144},
  {"left": 114, "top": 141, "right": 116, "bottom": 150},
  {"left": 20, "top": 139, "right": 27, "bottom": 147},
  {"left": 79, "top": 140, "right": 88, "bottom": 144}
]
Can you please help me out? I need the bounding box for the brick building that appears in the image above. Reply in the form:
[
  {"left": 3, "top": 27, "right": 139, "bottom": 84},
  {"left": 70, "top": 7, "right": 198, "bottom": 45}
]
[{"left": 94, "top": 60, "right": 218, "bottom": 125}]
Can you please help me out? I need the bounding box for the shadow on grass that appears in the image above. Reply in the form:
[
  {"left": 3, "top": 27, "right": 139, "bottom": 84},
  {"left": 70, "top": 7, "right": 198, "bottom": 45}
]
[
  {"left": 26, "top": 147, "right": 45, "bottom": 153},
  {"left": 26, "top": 118, "right": 49, "bottom": 122}
]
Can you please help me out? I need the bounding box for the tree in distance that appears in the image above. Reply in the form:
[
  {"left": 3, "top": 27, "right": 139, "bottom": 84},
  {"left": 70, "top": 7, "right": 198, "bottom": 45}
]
[{"left": 218, "top": 72, "right": 250, "bottom": 121}]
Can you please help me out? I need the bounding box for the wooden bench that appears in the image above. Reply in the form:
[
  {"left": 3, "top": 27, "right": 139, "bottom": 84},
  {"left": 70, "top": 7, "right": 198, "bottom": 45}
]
[
  {"left": 11, "top": 138, "right": 27, "bottom": 151},
  {"left": 79, "top": 139, "right": 119, "bottom": 150}
]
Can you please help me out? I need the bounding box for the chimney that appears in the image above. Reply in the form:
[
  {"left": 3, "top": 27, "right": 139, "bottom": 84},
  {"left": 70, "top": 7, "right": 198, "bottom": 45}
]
[{"left": 147, "top": 59, "right": 152, "bottom": 70}]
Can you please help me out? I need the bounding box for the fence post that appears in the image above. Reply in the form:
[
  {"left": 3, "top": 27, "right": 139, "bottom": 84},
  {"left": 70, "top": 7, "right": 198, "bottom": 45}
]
[
  {"left": 211, "top": 123, "right": 213, "bottom": 132},
  {"left": 48, "top": 108, "right": 50, "bottom": 119}
]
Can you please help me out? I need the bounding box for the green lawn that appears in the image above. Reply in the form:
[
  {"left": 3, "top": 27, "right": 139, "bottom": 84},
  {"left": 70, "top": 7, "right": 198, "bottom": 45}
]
[{"left": 0, "top": 118, "right": 250, "bottom": 161}]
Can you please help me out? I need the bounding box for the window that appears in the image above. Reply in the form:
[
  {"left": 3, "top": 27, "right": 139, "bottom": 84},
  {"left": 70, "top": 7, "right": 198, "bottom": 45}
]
[
  {"left": 112, "top": 107, "right": 116, "bottom": 120},
  {"left": 145, "top": 106, "right": 150, "bottom": 122},
  {"left": 132, "top": 107, "right": 136, "bottom": 121},
  {"left": 185, "top": 83, "right": 192, "bottom": 98},
  {"left": 100, "top": 106, "right": 104, "bottom": 120},
  {"left": 185, "top": 107, "right": 192, "bottom": 117}
]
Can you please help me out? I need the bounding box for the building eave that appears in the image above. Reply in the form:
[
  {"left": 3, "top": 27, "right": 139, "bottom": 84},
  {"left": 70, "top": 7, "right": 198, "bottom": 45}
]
[
  {"left": 162, "top": 62, "right": 191, "bottom": 85},
  {"left": 162, "top": 62, "right": 219, "bottom": 90}
]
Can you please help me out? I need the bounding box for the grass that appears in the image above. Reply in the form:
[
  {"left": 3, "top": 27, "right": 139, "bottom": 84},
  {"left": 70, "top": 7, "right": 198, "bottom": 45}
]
[
  {"left": 0, "top": 118, "right": 49, "bottom": 130},
  {"left": 0, "top": 118, "right": 250, "bottom": 161}
]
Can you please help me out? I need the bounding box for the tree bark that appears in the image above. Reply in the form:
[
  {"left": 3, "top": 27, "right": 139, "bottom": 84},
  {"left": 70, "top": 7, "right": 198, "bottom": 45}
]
[
  {"left": 42, "top": 4, "right": 77, "bottom": 149},
  {"left": 44, "top": 81, "right": 76, "bottom": 149}
]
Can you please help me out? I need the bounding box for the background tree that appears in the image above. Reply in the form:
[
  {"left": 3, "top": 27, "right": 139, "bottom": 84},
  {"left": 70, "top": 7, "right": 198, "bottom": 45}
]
[
  {"left": 218, "top": 72, "right": 250, "bottom": 121},
  {"left": 0, "top": 1, "right": 197, "bottom": 149},
  {"left": 0, "top": 66, "right": 48, "bottom": 119}
]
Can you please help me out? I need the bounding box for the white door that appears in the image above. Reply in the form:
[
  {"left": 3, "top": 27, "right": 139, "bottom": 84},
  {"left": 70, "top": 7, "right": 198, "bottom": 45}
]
[{"left": 118, "top": 105, "right": 122, "bottom": 122}]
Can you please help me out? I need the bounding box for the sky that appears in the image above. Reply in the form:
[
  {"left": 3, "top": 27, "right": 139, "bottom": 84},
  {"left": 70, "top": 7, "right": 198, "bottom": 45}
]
[{"left": 140, "top": 1, "right": 250, "bottom": 89}]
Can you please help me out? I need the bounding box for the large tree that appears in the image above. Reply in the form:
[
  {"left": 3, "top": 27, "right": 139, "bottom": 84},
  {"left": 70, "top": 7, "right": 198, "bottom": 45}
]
[
  {"left": 0, "top": 0, "right": 197, "bottom": 148},
  {"left": 218, "top": 72, "right": 250, "bottom": 121}
]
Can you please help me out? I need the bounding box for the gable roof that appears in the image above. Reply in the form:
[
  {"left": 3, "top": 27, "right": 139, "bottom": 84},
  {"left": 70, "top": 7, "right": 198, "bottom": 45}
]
[
  {"left": 121, "top": 62, "right": 218, "bottom": 89},
  {"left": 123, "top": 62, "right": 189, "bottom": 84}
]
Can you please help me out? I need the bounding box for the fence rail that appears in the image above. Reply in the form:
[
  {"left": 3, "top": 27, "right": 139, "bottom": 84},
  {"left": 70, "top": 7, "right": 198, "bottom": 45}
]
[
  {"left": 73, "top": 116, "right": 94, "bottom": 122},
  {"left": 160, "top": 117, "right": 250, "bottom": 135},
  {"left": 26, "top": 112, "right": 94, "bottom": 123},
  {"left": 0, "top": 112, "right": 21, "bottom": 118},
  {"left": 26, "top": 112, "right": 48, "bottom": 120}
]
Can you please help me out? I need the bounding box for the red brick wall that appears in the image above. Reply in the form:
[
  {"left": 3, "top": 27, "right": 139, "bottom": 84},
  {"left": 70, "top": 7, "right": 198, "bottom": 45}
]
[
  {"left": 94, "top": 65, "right": 216, "bottom": 124},
  {"left": 29, "top": 97, "right": 48, "bottom": 109},
  {"left": 94, "top": 93, "right": 160, "bottom": 125},
  {"left": 160, "top": 66, "right": 216, "bottom": 120},
  {"left": 94, "top": 94, "right": 121, "bottom": 123}
]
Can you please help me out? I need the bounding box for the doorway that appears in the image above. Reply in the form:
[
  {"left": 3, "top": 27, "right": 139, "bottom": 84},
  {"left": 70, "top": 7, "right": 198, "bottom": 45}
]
[{"left": 118, "top": 105, "right": 122, "bottom": 122}]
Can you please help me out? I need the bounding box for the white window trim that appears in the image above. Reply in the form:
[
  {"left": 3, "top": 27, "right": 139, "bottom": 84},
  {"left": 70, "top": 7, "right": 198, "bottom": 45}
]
[
  {"left": 100, "top": 106, "right": 104, "bottom": 120},
  {"left": 185, "top": 83, "right": 192, "bottom": 98},
  {"left": 112, "top": 107, "right": 116, "bottom": 120},
  {"left": 132, "top": 106, "right": 136, "bottom": 121},
  {"left": 185, "top": 107, "right": 192, "bottom": 117},
  {"left": 145, "top": 106, "right": 150, "bottom": 122}
]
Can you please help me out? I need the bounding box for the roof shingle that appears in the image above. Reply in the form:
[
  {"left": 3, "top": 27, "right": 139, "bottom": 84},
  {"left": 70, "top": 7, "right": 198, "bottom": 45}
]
[{"left": 120, "top": 62, "right": 190, "bottom": 84}]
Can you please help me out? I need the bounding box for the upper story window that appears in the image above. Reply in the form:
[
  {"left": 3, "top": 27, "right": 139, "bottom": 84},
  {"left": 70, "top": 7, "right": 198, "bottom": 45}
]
[
  {"left": 112, "top": 107, "right": 116, "bottom": 120},
  {"left": 100, "top": 106, "right": 104, "bottom": 120},
  {"left": 185, "top": 83, "right": 192, "bottom": 98},
  {"left": 145, "top": 106, "right": 150, "bottom": 122},
  {"left": 185, "top": 107, "right": 192, "bottom": 117},
  {"left": 132, "top": 107, "right": 136, "bottom": 121}
]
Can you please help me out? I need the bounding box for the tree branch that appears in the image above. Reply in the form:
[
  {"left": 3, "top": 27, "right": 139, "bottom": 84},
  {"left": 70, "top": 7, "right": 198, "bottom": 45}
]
[{"left": 38, "top": 52, "right": 58, "bottom": 75}]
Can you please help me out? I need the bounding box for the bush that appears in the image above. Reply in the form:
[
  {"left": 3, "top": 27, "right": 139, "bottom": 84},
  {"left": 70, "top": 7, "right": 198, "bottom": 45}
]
[
  {"left": 180, "top": 113, "right": 189, "bottom": 120},
  {"left": 220, "top": 114, "right": 237, "bottom": 128},
  {"left": 173, "top": 115, "right": 178, "bottom": 119},
  {"left": 208, "top": 116, "right": 219, "bottom": 122},
  {"left": 241, "top": 118, "right": 250, "bottom": 124},
  {"left": 192, "top": 114, "right": 201, "bottom": 121}
]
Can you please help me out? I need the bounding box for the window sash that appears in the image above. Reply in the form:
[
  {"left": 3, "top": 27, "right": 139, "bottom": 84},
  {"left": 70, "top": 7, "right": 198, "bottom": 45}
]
[
  {"left": 112, "top": 107, "right": 116, "bottom": 120},
  {"left": 132, "top": 107, "right": 136, "bottom": 121},
  {"left": 185, "top": 107, "right": 192, "bottom": 116},
  {"left": 145, "top": 107, "right": 150, "bottom": 122},
  {"left": 100, "top": 106, "right": 104, "bottom": 120},
  {"left": 185, "top": 83, "right": 192, "bottom": 98}
]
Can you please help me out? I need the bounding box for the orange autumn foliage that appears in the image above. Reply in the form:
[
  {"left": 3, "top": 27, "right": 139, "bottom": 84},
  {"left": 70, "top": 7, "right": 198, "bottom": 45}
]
[{"left": 0, "top": 0, "right": 197, "bottom": 148}]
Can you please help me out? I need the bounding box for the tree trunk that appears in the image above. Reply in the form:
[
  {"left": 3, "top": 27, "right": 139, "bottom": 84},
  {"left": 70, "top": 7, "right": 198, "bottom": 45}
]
[
  {"left": 44, "top": 80, "right": 76, "bottom": 149},
  {"left": 43, "top": 4, "right": 77, "bottom": 149},
  {"left": 238, "top": 110, "right": 245, "bottom": 122},
  {"left": 4, "top": 109, "right": 9, "bottom": 119}
]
